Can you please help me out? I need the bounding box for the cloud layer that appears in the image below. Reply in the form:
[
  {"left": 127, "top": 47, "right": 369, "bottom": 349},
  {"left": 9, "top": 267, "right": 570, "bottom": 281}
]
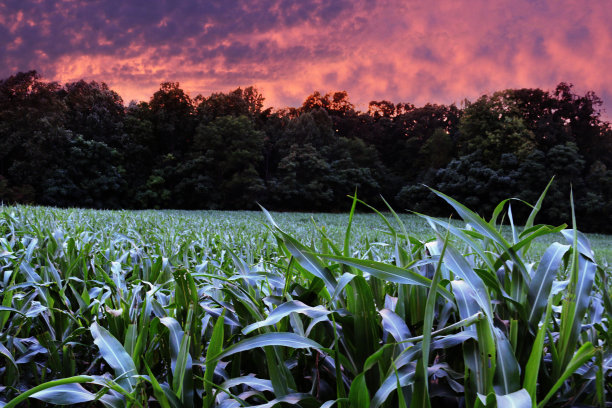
[{"left": 1, "top": 0, "right": 611, "bottom": 113}]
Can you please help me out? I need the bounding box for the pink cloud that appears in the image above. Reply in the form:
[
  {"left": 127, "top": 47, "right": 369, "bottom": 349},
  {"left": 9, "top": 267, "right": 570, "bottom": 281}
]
[{"left": 1, "top": 0, "right": 610, "bottom": 116}]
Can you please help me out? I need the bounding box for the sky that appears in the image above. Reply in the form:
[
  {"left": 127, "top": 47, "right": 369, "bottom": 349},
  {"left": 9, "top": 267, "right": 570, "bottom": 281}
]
[{"left": 1, "top": 0, "right": 611, "bottom": 114}]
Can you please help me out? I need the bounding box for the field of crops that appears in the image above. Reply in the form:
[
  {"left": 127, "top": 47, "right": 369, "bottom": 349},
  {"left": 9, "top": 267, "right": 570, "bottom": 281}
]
[{"left": 0, "top": 191, "right": 610, "bottom": 407}]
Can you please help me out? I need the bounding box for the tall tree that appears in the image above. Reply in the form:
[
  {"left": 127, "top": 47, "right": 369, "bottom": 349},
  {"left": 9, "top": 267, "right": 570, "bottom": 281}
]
[
  {"left": 149, "top": 82, "right": 195, "bottom": 154},
  {"left": 194, "top": 115, "right": 265, "bottom": 209},
  {"left": 61, "top": 80, "right": 125, "bottom": 146},
  {"left": 197, "top": 86, "right": 266, "bottom": 120},
  {"left": 43, "top": 135, "right": 126, "bottom": 208},
  {"left": 458, "top": 95, "right": 535, "bottom": 167},
  {"left": 0, "top": 71, "right": 67, "bottom": 203}
]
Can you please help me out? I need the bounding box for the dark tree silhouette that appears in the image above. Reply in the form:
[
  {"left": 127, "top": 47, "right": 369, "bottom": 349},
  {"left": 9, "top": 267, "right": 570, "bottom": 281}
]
[{"left": 1, "top": 71, "right": 610, "bottom": 232}]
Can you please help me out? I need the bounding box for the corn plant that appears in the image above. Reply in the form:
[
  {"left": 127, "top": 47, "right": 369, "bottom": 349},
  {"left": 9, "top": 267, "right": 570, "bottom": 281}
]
[{"left": 0, "top": 186, "right": 609, "bottom": 407}]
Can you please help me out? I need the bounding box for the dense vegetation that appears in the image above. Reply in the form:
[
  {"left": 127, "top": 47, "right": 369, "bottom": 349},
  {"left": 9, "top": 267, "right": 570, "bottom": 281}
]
[
  {"left": 1, "top": 71, "right": 611, "bottom": 232},
  {"left": 0, "top": 189, "right": 610, "bottom": 407}
]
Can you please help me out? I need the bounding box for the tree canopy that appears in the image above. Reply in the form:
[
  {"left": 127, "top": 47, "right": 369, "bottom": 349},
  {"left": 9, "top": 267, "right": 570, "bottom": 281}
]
[{"left": 1, "top": 71, "right": 611, "bottom": 232}]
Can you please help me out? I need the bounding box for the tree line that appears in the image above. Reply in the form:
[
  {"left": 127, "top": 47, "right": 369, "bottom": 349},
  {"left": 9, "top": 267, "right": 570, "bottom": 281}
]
[{"left": 1, "top": 71, "right": 611, "bottom": 232}]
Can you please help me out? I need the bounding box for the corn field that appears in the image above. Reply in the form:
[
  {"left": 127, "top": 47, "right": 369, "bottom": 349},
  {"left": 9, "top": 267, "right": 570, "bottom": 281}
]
[{"left": 0, "top": 188, "right": 610, "bottom": 407}]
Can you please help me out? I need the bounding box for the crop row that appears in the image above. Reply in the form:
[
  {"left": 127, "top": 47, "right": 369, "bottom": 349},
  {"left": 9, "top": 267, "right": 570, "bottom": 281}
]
[{"left": 0, "top": 188, "right": 609, "bottom": 407}]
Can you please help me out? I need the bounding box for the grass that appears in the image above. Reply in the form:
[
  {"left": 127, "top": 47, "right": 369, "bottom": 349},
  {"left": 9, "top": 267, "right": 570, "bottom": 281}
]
[{"left": 0, "top": 191, "right": 610, "bottom": 407}]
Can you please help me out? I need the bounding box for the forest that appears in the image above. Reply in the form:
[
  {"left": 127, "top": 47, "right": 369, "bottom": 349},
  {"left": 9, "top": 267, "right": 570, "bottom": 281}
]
[{"left": 1, "top": 71, "right": 611, "bottom": 232}]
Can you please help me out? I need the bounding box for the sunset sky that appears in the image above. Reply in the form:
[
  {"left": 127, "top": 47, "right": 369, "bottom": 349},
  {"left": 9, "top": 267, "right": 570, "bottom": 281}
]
[{"left": 1, "top": 0, "right": 611, "bottom": 114}]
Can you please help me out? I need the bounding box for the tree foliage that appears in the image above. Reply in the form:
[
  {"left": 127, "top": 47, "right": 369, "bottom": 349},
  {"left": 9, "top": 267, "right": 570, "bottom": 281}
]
[{"left": 1, "top": 71, "right": 611, "bottom": 232}]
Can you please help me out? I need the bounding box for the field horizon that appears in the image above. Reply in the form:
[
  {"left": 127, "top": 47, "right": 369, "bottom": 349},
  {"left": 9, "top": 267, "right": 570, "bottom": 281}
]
[
  {"left": 1, "top": 195, "right": 610, "bottom": 407},
  {"left": 3, "top": 204, "right": 611, "bottom": 265}
]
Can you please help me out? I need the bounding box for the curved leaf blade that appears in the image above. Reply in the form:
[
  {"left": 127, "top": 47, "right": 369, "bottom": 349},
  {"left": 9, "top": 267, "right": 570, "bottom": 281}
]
[
  {"left": 319, "top": 254, "right": 453, "bottom": 303},
  {"left": 90, "top": 322, "right": 137, "bottom": 391},
  {"left": 380, "top": 308, "right": 411, "bottom": 351},
  {"left": 242, "top": 300, "right": 330, "bottom": 335},
  {"left": 30, "top": 383, "right": 97, "bottom": 405},
  {"left": 496, "top": 388, "right": 532, "bottom": 408},
  {"left": 210, "top": 332, "right": 323, "bottom": 363},
  {"left": 527, "top": 243, "right": 569, "bottom": 328}
]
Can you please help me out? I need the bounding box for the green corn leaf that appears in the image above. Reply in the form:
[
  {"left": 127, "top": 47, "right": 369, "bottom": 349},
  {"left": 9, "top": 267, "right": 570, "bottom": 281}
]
[
  {"left": 205, "top": 310, "right": 225, "bottom": 408},
  {"left": 220, "top": 374, "right": 273, "bottom": 392},
  {"left": 381, "top": 334, "right": 480, "bottom": 408},
  {"left": 90, "top": 322, "right": 137, "bottom": 391},
  {"left": 556, "top": 190, "right": 597, "bottom": 375},
  {"left": 173, "top": 327, "right": 193, "bottom": 407},
  {"left": 209, "top": 332, "right": 323, "bottom": 364},
  {"left": 508, "top": 203, "right": 519, "bottom": 245},
  {"left": 347, "top": 275, "right": 381, "bottom": 372},
  {"left": 538, "top": 342, "right": 596, "bottom": 408},
  {"left": 173, "top": 268, "right": 199, "bottom": 322},
  {"left": 242, "top": 300, "right": 330, "bottom": 335},
  {"left": 412, "top": 234, "right": 449, "bottom": 408},
  {"left": 524, "top": 294, "right": 554, "bottom": 404},
  {"left": 452, "top": 280, "right": 485, "bottom": 399},
  {"left": 332, "top": 314, "right": 348, "bottom": 405},
  {"left": 247, "top": 393, "right": 314, "bottom": 408},
  {"left": 159, "top": 317, "right": 188, "bottom": 374},
  {"left": 264, "top": 345, "right": 293, "bottom": 397},
  {"left": 489, "top": 198, "right": 512, "bottom": 227},
  {"left": 476, "top": 391, "right": 496, "bottom": 408},
  {"left": 429, "top": 188, "right": 530, "bottom": 284},
  {"left": 321, "top": 399, "right": 350, "bottom": 408},
  {"left": 346, "top": 194, "right": 397, "bottom": 236},
  {"left": 452, "top": 281, "right": 483, "bottom": 331},
  {"left": 595, "top": 349, "right": 606, "bottom": 408},
  {"left": 160, "top": 384, "right": 185, "bottom": 408},
  {"left": 496, "top": 388, "right": 532, "bottom": 408},
  {"left": 453, "top": 279, "right": 496, "bottom": 397},
  {"left": 526, "top": 243, "right": 570, "bottom": 328},
  {"left": 124, "top": 323, "right": 137, "bottom": 356},
  {"left": 344, "top": 190, "right": 358, "bottom": 257},
  {"left": 371, "top": 366, "right": 415, "bottom": 408},
  {"left": 502, "top": 224, "right": 567, "bottom": 266},
  {"left": 476, "top": 318, "right": 497, "bottom": 398},
  {"left": 396, "top": 366, "right": 409, "bottom": 408},
  {"left": 0, "top": 342, "right": 19, "bottom": 385},
  {"left": 132, "top": 295, "right": 152, "bottom": 370},
  {"left": 363, "top": 343, "right": 395, "bottom": 372},
  {"left": 428, "top": 188, "right": 511, "bottom": 247},
  {"left": 257, "top": 204, "right": 279, "bottom": 229},
  {"left": 224, "top": 243, "right": 252, "bottom": 276},
  {"left": 556, "top": 255, "right": 597, "bottom": 374},
  {"left": 277, "top": 230, "right": 337, "bottom": 293},
  {"left": 380, "top": 308, "right": 412, "bottom": 351},
  {"left": 561, "top": 229, "right": 595, "bottom": 261},
  {"left": 418, "top": 213, "right": 497, "bottom": 273},
  {"left": 380, "top": 196, "right": 413, "bottom": 261},
  {"left": 19, "top": 262, "right": 50, "bottom": 304},
  {"left": 493, "top": 327, "right": 520, "bottom": 395},
  {"left": 393, "top": 331, "right": 478, "bottom": 371},
  {"left": 331, "top": 272, "right": 356, "bottom": 303},
  {"left": 443, "top": 246, "right": 493, "bottom": 318},
  {"left": 348, "top": 372, "right": 370, "bottom": 408},
  {"left": 3, "top": 376, "right": 95, "bottom": 408},
  {"left": 30, "top": 383, "right": 98, "bottom": 405},
  {"left": 144, "top": 362, "right": 172, "bottom": 408},
  {"left": 319, "top": 254, "right": 454, "bottom": 303},
  {"left": 525, "top": 177, "right": 554, "bottom": 230}
]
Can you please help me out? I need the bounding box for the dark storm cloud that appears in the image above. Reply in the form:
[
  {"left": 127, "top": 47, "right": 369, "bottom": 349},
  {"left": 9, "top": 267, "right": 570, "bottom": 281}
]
[
  {"left": 1, "top": 0, "right": 610, "bottom": 113},
  {"left": 0, "top": 0, "right": 352, "bottom": 65}
]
